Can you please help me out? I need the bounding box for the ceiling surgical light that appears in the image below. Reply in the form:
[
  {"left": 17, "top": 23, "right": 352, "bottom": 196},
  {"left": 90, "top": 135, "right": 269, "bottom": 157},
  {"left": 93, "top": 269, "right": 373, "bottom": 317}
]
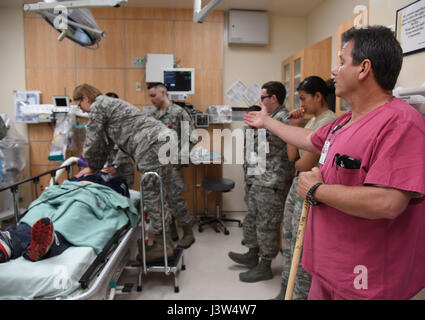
[{"left": 23, "top": 0, "right": 128, "bottom": 48}]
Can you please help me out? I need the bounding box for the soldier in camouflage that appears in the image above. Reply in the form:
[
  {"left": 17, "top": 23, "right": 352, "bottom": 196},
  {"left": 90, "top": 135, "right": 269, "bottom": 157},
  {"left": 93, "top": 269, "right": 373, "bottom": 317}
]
[
  {"left": 100, "top": 92, "right": 135, "bottom": 188},
  {"left": 148, "top": 83, "right": 197, "bottom": 249},
  {"left": 72, "top": 84, "right": 176, "bottom": 263},
  {"left": 102, "top": 146, "right": 135, "bottom": 188},
  {"left": 229, "top": 81, "right": 295, "bottom": 283}
]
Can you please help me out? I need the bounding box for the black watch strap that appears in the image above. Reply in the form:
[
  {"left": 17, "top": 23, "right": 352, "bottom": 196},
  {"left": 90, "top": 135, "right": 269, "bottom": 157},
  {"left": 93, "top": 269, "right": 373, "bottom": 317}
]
[{"left": 306, "top": 182, "right": 323, "bottom": 206}]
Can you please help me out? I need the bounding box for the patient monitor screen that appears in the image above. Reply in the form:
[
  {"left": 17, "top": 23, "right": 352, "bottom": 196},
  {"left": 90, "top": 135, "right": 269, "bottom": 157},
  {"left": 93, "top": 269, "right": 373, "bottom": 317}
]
[
  {"left": 164, "top": 70, "right": 192, "bottom": 92},
  {"left": 53, "top": 96, "right": 69, "bottom": 107}
]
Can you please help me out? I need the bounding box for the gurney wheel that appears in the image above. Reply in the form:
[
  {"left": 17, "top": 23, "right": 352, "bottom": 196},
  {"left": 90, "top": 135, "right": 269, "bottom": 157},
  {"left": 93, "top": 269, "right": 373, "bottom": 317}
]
[
  {"left": 182, "top": 264, "right": 186, "bottom": 271},
  {"left": 175, "top": 286, "right": 179, "bottom": 293},
  {"left": 238, "top": 222, "right": 243, "bottom": 228},
  {"left": 198, "top": 226, "right": 203, "bottom": 232},
  {"left": 137, "top": 285, "right": 142, "bottom": 292},
  {"left": 224, "top": 229, "right": 230, "bottom": 236}
]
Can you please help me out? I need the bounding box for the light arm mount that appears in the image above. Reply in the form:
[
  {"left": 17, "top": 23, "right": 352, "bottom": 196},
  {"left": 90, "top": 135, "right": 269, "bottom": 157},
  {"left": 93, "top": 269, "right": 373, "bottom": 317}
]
[{"left": 193, "top": 0, "right": 223, "bottom": 23}]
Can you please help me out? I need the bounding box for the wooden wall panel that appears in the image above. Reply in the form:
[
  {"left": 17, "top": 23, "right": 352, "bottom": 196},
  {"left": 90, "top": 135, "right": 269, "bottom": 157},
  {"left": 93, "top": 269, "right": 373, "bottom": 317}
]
[
  {"left": 175, "top": 8, "right": 224, "bottom": 22},
  {"left": 174, "top": 21, "right": 223, "bottom": 69},
  {"left": 76, "top": 69, "right": 125, "bottom": 98},
  {"left": 125, "top": 20, "right": 174, "bottom": 68},
  {"left": 28, "top": 123, "right": 53, "bottom": 141},
  {"left": 124, "top": 7, "right": 175, "bottom": 20},
  {"left": 24, "top": 17, "right": 75, "bottom": 68},
  {"left": 26, "top": 68, "right": 75, "bottom": 104},
  {"left": 29, "top": 141, "right": 60, "bottom": 165},
  {"left": 76, "top": 20, "right": 125, "bottom": 68},
  {"left": 188, "top": 69, "right": 222, "bottom": 109},
  {"left": 125, "top": 68, "right": 151, "bottom": 106},
  {"left": 91, "top": 7, "right": 127, "bottom": 19},
  {"left": 30, "top": 165, "right": 53, "bottom": 199}
]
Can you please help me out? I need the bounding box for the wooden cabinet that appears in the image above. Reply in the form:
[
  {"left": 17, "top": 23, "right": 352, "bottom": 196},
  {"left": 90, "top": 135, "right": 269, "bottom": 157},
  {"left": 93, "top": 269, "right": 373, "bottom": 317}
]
[
  {"left": 335, "top": 9, "right": 369, "bottom": 115},
  {"left": 335, "top": 15, "right": 357, "bottom": 115},
  {"left": 282, "top": 37, "right": 332, "bottom": 111}
]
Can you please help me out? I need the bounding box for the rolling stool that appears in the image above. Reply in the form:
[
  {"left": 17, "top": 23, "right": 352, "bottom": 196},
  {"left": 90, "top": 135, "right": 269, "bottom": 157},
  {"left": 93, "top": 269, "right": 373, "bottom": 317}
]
[{"left": 198, "top": 178, "right": 242, "bottom": 235}]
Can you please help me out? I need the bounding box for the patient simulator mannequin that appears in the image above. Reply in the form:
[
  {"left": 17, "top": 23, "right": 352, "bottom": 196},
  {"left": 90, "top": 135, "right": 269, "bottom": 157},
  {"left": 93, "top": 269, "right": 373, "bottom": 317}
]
[{"left": 0, "top": 173, "right": 137, "bottom": 264}]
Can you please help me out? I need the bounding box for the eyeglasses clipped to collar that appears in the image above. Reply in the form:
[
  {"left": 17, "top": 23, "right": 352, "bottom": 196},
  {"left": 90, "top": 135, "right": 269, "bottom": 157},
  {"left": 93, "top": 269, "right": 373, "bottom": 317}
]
[{"left": 260, "top": 95, "right": 272, "bottom": 101}]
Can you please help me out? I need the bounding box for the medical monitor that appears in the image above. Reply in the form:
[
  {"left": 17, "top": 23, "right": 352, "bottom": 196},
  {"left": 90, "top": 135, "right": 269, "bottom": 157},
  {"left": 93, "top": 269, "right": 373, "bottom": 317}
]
[
  {"left": 162, "top": 68, "right": 195, "bottom": 96},
  {"left": 52, "top": 96, "right": 70, "bottom": 107}
]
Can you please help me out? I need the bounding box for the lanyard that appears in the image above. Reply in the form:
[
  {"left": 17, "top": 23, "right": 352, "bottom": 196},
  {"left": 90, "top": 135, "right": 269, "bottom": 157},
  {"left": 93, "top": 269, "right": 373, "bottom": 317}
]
[{"left": 319, "top": 124, "right": 343, "bottom": 165}]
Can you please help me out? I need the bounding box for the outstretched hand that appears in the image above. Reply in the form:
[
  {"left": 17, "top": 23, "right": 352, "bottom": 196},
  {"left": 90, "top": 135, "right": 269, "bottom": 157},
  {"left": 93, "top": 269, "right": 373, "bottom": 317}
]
[
  {"left": 101, "top": 166, "right": 117, "bottom": 175},
  {"left": 244, "top": 101, "right": 269, "bottom": 129},
  {"left": 75, "top": 167, "right": 98, "bottom": 178}
]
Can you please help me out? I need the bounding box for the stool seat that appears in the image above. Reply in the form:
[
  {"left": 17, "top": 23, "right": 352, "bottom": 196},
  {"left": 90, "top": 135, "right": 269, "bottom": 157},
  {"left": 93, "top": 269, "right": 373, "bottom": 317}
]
[
  {"left": 199, "top": 177, "right": 241, "bottom": 235},
  {"left": 202, "top": 178, "right": 235, "bottom": 192}
]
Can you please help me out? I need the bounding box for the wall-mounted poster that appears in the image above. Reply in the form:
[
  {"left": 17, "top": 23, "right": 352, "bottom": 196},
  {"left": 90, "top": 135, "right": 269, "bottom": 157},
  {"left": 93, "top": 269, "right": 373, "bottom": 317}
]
[{"left": 396, "top": 0, "right": 425, "bottom": 55}]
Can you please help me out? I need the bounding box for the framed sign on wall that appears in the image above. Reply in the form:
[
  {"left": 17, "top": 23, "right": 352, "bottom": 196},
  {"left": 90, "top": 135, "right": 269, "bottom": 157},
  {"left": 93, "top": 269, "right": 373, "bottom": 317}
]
[{"left": 396, "top": 0, "right": 425, "bottom": 55}]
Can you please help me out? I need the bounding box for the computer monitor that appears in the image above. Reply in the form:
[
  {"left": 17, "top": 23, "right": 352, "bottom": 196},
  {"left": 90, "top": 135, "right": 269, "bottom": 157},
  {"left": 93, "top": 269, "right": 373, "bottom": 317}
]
[
  {"left": 52, "top": 96, "right": 70, "bottom": 107},
  {"left": 162, "top": 68, "right": 195, "bottom": 96}
]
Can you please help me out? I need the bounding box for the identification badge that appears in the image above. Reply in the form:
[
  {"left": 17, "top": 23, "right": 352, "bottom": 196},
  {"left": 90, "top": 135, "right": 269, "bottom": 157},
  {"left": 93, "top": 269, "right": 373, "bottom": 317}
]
[{"left": 319, "top": 140, "right": 330, "bottom": 165}]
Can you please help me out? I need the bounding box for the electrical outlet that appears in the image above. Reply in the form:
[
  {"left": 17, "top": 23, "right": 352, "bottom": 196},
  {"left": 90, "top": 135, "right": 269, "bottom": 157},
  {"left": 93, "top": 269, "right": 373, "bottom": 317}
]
[{"left": 136, "top": 81, "right": 142, "bottom": 92}]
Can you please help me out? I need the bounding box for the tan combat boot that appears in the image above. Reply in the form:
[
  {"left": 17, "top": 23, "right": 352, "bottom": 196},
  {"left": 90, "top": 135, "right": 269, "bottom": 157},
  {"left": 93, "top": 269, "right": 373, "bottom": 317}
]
[
  {"left": 142, "top": 232, "right": 175, "bottom": 263},
  {"left": 176, "top": 221, "right": 195, "bottom": 249}
]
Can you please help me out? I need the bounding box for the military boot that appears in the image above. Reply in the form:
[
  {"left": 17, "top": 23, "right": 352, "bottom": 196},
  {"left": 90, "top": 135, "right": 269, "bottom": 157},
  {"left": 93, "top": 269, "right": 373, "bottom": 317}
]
[
  {"left": 239, "top": 258, "right": 273, "bottom": 283},
  {"left": 228, "top": 247, "right": 259, "bottom": 268},
  {"left": 143, "top": 232, "right": 175, "bottom": 264},
  {"left": 176, "top": 221, "right": 195, "bottom": 249}
]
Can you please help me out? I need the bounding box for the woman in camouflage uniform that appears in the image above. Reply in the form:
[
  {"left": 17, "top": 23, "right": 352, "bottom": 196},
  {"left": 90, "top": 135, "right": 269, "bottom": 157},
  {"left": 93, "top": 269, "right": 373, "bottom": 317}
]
[{"left": 73, "top": 84, "right": 176, "bottom": 263}]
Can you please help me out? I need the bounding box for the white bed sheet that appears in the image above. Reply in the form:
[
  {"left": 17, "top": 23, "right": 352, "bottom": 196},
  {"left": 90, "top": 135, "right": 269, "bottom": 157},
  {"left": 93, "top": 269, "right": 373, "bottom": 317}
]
[{"left": 0, "top": 246, "right": 96, "bottom": 300}]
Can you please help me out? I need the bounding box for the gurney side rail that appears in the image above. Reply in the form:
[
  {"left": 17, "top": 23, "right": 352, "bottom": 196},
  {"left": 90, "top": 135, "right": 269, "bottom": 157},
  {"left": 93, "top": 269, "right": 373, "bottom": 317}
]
[
  {"left": 79, "top": 222, "right": 130, "bottom": 289},
  {"left": 0, "top": 162, "right": 77, "bottom": 223}
]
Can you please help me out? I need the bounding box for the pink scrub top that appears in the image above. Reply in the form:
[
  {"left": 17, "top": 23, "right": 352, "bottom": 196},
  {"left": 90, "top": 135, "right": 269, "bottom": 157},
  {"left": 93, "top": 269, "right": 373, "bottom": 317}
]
[{"left": 304, "top": 97, "right": 425, "bottom": 299}]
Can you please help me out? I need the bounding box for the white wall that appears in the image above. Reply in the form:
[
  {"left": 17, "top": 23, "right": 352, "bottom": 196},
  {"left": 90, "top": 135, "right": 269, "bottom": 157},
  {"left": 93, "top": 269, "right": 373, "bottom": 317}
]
[
  {"left": 0, "top": 6, "right": 31, "bottom": 209},
  {"left": 370, "top": 0, "right": 425, "bottom": 88},
  {"left": 0, "top": 6, "right": 27, "bottom": 137},
  {"left": 223, "top": 14, "right": 307, "bottom": 106},
  {"left": 222, "top": 13, "right": 307, "bottom": 211}
]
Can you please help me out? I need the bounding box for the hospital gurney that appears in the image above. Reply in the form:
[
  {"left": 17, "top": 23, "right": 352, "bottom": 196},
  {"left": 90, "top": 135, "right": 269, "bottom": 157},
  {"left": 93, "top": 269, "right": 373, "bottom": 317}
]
[
  {"left": 125, "top": 171, "right": 186, "bottom": 293},
  {"left": 0, "top": 158, "right": 140, "bottom": 300}
]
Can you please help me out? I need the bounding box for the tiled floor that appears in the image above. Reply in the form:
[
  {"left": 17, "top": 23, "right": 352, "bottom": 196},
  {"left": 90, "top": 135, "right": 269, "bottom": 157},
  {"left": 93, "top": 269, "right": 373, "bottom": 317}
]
[
  {"left": 115, "top": 211, "right": 283, "bottom": 300},
  {"left": 114, "top": 211, "right": 425, "bottom": 300}
]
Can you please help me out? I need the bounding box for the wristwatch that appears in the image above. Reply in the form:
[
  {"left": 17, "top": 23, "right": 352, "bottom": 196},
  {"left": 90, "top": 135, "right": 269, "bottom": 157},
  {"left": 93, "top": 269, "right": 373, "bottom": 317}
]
[{"left": 306, "top": 182, "right": 323, "bottom": 206}]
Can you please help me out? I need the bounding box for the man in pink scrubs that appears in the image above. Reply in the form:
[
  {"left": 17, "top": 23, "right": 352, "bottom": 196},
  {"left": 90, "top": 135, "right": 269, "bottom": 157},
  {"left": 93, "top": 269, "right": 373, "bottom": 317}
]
[{"left": 244, "top": 25, "right": 425, "bottom": 299}]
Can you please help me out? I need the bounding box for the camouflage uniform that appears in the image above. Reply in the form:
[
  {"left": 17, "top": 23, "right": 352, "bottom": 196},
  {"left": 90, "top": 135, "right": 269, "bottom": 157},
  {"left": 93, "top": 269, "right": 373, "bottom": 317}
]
[
  {"left": 243, "top": 106, "right": 294, "bottom": 260},
  {"left": 0, "top": 116, "right": 6, "bottom": 140},
  {"left": 280, "top": 109, "right": 337, "bottom": 299},
  {"left": 151, "top": 103, "right": 197, "bottom": 227},
  {"left": 105, "top": 145, "right": 135, "bottom": 188},
  {"left": 280, "top": 175, "right": 311, "bottom": 299},
  {"left": 83, "top": 95, "right": 175, "bottom": 234}
]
